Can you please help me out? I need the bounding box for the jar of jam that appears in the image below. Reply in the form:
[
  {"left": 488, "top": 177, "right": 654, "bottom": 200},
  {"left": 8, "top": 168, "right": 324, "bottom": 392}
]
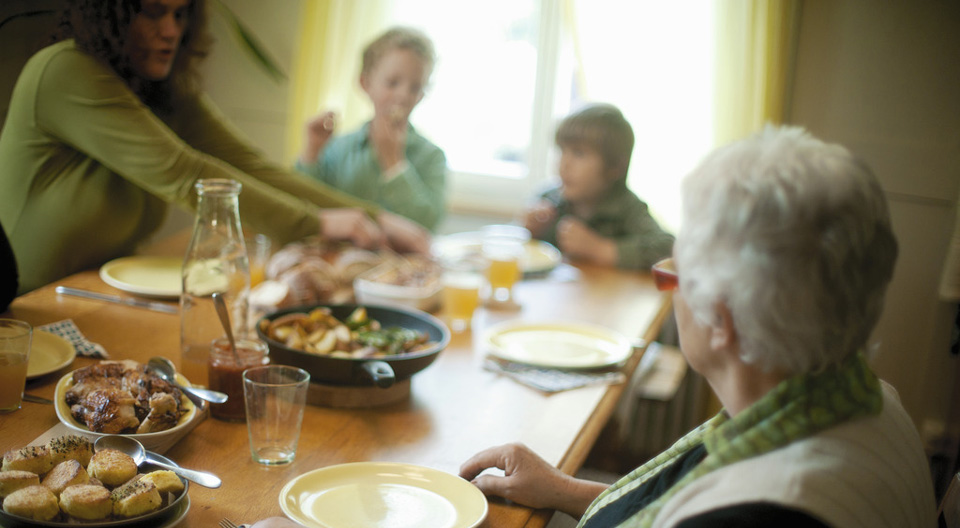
[{"left": 208, "top": 337, "right": 268, "bottom": 421}]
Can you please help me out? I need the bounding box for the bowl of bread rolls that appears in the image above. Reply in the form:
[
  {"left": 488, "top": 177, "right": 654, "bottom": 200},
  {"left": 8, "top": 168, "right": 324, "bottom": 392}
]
[
  {"left": 53, "top": 360, "right": 205, "bottom": 454},
  {"left": 0, "top": 435, "right": 188, "bottom": 526}
]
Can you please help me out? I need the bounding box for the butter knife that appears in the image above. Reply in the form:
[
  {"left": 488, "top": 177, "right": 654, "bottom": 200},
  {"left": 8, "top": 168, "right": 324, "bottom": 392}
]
[
  {"left": 22, "top": 394, "right": 54, "bottom": 405},
  {"left": 55, "top": 286, "right": 178, "bottom": 314}
]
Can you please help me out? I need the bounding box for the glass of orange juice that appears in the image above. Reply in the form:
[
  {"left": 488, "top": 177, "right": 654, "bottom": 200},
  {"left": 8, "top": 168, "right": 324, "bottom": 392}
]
[
  {"left": 0, "top": 319, "right": 32, "bottom": 413},
  {"left": 442, "top": 267, "right": 484, "bottom": 332},
  {"left": 246, "top": 234, "right": 272, "bottom": 288},
  {"left": 481, "top": 225, "right": 530, "bottom": 304}
]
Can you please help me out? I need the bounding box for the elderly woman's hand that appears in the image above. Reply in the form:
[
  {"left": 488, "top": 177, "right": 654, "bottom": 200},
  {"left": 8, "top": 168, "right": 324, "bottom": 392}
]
[{"left": 458, "top": 443, "right": 608, "bottom": 519}]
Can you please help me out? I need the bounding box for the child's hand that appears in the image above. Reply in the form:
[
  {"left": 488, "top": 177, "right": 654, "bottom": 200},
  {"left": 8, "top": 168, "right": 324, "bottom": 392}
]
[
  {"left": 523, "top": 200, "right": 557, "bottom": 237},
  {"left": 370, "top": 107, "right": 408, "bottom": 178},
  {"left": 557, "top": 217, "right": 618, "bottom": 267},
  {"left": 301, "top": 111, "right": 337, "bottom": 164}
]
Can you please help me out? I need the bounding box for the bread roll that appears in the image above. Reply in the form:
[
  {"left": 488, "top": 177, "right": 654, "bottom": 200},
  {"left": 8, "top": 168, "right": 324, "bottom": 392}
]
[
  {"left": 110, "top": 479, "right": 161, "bottom": 518},
  {"left": 87, "top": 449, "right": 137, "bottom": 487},
  {"left": 1, "top": 485, "right": 59, "bottom": 521},
  {"left": 59, "top": 484, "right": 112, "bottom": 520},
  {"left": 47, "top": 435, "right": 95, "bottom": 467},
  {"left": 2, "top": 445, "right": 54, "bottom": 475},
  {"left": 41, "top": 459, "right": 89, "bottom": 497},
  {"left": 0, "top": 470, "right": 40, "bottom": 498},
  {"left": 140, "top": 470, "right": 184, "bottom": 494}
]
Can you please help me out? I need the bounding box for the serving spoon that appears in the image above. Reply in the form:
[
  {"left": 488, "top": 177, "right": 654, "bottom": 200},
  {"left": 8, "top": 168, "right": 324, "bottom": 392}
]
[
  {"left": 147, "top": 357, "right": 228, "bottom": 404},
  {"left": 212, "top": 292, "right": 241, "bottom": 364},
  {"left": 94, "top": 435, "right": 222, "bottom": 488}
]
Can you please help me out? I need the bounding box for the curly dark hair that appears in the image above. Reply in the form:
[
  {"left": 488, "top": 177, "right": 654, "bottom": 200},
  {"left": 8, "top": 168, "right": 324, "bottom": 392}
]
[{"left": 53, "top": 0, "right": 210, "bottom": 113}]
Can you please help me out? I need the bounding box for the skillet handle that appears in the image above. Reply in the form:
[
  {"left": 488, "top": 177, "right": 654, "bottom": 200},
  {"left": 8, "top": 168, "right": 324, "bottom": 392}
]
[{"left": 361, "top": 361, "right": 395, "bottom": 388}]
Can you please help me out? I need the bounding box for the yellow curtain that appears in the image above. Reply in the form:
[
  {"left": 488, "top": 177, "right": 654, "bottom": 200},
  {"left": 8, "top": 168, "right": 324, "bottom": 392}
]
[
  {"left": 285, "top": 0, "right": 390, "bottom": 162},
  {"left": 703, "top": 0, "right": 801, "bottom": 418},
  {"left": 713, "top": 0, "right": 802, "bottom": 146}
]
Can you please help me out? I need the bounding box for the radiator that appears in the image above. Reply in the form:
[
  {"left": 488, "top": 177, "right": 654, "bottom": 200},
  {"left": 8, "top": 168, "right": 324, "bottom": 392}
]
[{"left": 615, "top": 343, "right": 709, "bottom": 462}]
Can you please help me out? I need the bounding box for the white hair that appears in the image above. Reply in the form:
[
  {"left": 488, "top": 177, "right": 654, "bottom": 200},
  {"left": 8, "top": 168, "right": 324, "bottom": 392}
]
[{"left": 675, "top": 126, "right": 898, "bottom": 374}]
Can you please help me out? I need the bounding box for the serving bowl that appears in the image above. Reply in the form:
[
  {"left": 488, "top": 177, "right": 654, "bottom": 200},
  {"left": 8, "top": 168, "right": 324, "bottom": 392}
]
[
  {"left": 257, "top": 304, "right": 450, "bottom": 388},
  {"left": 54, "top": 370, "right": 205, "bottom": 453}
]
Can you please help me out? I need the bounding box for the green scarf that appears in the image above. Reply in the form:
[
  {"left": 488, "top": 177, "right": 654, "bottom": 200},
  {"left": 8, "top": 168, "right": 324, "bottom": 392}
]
[{"left": 578, "top": 353, "right": 882, "bottom": 528}]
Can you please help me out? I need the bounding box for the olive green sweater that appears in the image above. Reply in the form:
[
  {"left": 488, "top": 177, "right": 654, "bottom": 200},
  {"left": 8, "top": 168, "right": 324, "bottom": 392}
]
[{"left": 0, "top": 40, "right": 376, "bottom": 294}]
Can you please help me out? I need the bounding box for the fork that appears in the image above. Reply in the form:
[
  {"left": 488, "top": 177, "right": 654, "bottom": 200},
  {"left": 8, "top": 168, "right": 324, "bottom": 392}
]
[{"left": 219, "top": 519, "right": 249, "bottom": 528}]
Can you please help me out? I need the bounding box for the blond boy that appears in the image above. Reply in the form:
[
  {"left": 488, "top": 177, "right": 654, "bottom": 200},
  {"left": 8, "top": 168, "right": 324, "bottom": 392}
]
[{"left": 296, "top": 27, "right": 447, "bottom": 231}]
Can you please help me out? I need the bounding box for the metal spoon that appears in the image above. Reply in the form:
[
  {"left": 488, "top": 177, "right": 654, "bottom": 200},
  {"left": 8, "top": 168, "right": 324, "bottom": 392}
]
[
  {"left": 94, "top": 435, "right": 221, "bottom": 488},
  {"left": 147, "top": 357, "right": 228, "bottom": 404},
  {"left": 212, "top": 292, "right": 241, "bottom": 365}
]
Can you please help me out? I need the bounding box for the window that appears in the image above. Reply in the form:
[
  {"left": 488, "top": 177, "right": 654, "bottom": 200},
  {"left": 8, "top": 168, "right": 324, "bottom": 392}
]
[{"left": 388, "top": 1, "right": 716, "bottom": 232}]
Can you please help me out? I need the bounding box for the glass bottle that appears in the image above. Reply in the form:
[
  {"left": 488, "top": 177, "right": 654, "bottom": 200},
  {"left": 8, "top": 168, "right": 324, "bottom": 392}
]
[{"left": 179, "top": 179, "right": 250, "bottom": 388}]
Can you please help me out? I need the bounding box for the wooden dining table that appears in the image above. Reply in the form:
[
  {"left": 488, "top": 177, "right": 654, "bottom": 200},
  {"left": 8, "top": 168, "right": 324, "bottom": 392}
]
[{"left": 0, "top": 240, "right": 671, "bottom": 528}]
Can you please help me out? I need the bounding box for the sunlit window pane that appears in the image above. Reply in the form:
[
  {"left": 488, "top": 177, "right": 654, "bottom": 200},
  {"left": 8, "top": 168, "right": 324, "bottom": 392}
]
[{"left": 389, "top": 0, "right": 539, "bottom": 179}]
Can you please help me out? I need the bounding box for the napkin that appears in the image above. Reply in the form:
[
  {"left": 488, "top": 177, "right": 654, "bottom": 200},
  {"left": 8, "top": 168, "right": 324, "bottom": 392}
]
[
  {"left": 38, "top": 319, "right": 109, "bottom": 359},
  {"left": 483, "top": 357, "right": 626, "bottom": 393}
]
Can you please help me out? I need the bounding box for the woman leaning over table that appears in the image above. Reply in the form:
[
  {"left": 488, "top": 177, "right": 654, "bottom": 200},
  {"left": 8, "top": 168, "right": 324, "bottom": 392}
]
[
  {"left": 455, "top": 126, "right": 936, "bottom": 527},
  {"left": 0, "top": 0, "right": 429, "bottom": 295}
]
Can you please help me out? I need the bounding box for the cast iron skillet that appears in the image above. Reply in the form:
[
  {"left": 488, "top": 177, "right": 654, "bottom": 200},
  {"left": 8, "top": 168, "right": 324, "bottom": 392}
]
[{"left": 256, "top": 304, "right": 450, "bottom": 388}]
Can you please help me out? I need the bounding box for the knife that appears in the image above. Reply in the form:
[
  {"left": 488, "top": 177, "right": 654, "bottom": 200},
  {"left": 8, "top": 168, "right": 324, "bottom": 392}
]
[
  {"left": 22, "top": 394, "right": 54, "bottom": 405},
  {"left": 55, "top": 286, "right": 179, "bottom": 314}
]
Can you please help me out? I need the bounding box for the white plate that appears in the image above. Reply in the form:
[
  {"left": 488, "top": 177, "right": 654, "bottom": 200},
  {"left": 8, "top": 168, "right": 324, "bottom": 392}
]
[
  {"left": 54, "top": 367, "right": 201, "bottom": 453},
  {"left": 432, "top": 232, "right": 562, "bottom": 274},
  {"left": 482, "top": 320, "right": 633, "bottom": 369},
  {"left": 100, "top": 256, "right": 182, "bottom": 299},
  {"left": 280, "top": 462, "right": 488, "bottom": 528},
  {"left": 26, "top": 331, "right": 75, "bottom": 379}
]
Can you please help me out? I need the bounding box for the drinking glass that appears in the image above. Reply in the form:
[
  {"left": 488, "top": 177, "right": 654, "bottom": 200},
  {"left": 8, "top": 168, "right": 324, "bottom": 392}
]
[
  {"left": 0, "top": 319, "right": 32, "bottom": 413},
  {"left": 246, "top": 234, "right": 272, "bottom": 288},
  {"left": 442, "top": 267, "right": 483, "bottom": 333},
  {"left": 481, "top": 225, "right": 530, "bottom": 304},
  {"left": 243, "top": 365, "right": 310, "bottom": 465}
]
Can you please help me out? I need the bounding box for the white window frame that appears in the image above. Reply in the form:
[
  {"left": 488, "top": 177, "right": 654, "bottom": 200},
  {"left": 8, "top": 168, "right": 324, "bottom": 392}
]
[{"left": 444, "top": 0, "right": 564, "bottom": 218}]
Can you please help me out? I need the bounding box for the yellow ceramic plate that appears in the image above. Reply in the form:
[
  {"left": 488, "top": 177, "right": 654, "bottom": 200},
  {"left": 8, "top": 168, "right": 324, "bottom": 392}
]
[
  {"left": 432, "top": 232, "right": 562, "bottom": 274},
  {"left": 280, "top": 462, "right": 488, "bottom": 528},
  {"left": 483, "top": 321, "right": 633, "bottom": 369},
  {"left": 99, "top": 256, "right": 182, "bottom": 299},
  {"left": 26, "top": 331, "right": 75, "bottom": 379},
  {"left": 54, "top": 366, "right": 199, "bottom": 453}
]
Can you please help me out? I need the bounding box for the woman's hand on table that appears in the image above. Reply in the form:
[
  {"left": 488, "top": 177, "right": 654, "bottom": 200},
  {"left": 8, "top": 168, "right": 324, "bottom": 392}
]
[
  {"left": 318, "top": 208, "right": 385, "bottom": 250},
  {"left": 459, "top": 443, "right": 609, "bottom": 519},
  {"left": 377, "top": 211, "right": 431, "bottom": 254}
]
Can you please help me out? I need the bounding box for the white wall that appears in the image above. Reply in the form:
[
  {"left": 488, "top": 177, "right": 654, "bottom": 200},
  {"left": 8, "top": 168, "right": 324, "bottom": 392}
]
[{"left": 790, "top": 1, "right": 960, "bottom": 443}]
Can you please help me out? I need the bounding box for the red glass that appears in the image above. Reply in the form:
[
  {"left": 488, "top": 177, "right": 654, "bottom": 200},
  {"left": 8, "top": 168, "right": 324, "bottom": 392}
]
[{"left": 651, "top": 258, "right": 678, "bottom": 291}]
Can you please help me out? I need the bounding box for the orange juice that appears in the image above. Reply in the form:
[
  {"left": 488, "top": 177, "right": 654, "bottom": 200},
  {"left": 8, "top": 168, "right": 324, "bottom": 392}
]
[
  {"left": 0, "top": 354, "right": 28, "bottom": 412},
  {"left": 443, "top": 273, "right": 482, "bottom": 332},
  {"left": 250, "top": 263, "right": 266, "bottom": 288},
  {"left": 486, "top": 257, "right": 521, "bottom": 291}
]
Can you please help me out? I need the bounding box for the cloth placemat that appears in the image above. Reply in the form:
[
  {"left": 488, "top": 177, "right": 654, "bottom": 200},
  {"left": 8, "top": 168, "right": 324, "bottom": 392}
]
[
  {"left": 483, "top": 357, "right": 626, "bottom": 392},
  {"left": 38, "top": 319, "right": 109, "bottom": 358}
]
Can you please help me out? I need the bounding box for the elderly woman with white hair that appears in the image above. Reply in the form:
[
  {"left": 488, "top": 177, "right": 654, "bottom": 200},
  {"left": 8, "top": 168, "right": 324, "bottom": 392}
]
[{"left": 455, "top": 126, "right": 936, "bottom": 527}]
